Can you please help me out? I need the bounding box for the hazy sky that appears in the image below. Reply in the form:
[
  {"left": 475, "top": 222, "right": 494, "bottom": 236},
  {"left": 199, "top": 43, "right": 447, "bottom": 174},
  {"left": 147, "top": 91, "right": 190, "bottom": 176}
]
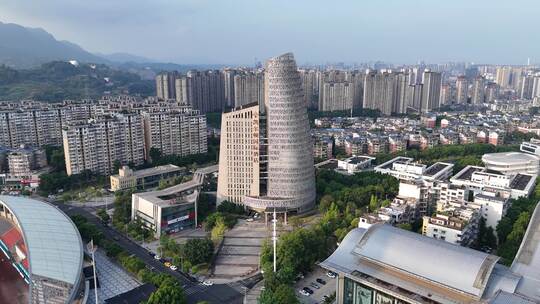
[{"left": 0, "top": 0, "right": 537, "bottom": 65}]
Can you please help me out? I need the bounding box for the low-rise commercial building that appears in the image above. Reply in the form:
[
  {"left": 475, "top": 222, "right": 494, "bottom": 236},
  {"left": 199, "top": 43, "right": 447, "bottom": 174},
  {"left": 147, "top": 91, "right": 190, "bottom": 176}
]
[
  {"left": 374, "top": 157, "right": 453, "bottom": 182},
  {"left": 337, "top": 156, "right": 375, "bottom": 174},
  {"left": 450, "top": 165, "right": 536, "bottom": 199},
  {"left": 131, "top": 165, "right": 217, "bottom": 237},
  {"left": 520, "top": 139, "right": 540, "bottom": 156},
  {"left": 110, "top": 165, "right": 186, "bottom": 192},
  {"left": 320, "top": 214, "right": 540, "bottom": 304},
  {"left": 131, "top": 178, "right": 200, "bottom": 238}
]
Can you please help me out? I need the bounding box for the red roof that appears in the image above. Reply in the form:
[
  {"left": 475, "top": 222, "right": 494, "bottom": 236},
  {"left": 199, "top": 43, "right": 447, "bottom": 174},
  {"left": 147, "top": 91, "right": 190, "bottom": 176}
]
[
  {"left": 1, "top": 227, "right": 23, "bottom": 249},
  {"left": 21, "top": 258, "right": 29, "bottom": 270}
]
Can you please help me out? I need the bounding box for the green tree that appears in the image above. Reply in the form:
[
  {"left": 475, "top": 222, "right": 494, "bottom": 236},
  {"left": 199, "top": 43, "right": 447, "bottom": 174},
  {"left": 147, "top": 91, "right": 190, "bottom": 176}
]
[
  {"left": 149, "top": 147, "right": 163, "bottom": 163},
  {"left": 259, "top": 284, "right": 299, "bottom": 304},
  {"left": 475, "top": 217, "right": 497, "bottom": 250},
  {"left": 397, "top": 223, "right": 412, "bottom": 231},
  {"left": 369, "top": 194, "right": 379, "bottom": 212},
  {"left": 113, "top": 160, "right": 122, "bottom": 173},
  {"left": 146, "top": 281, "right": 187, "bottom": 304},
  {"left": 211, "top": 218, "right": 227, "bottom": 243},
  {"left": 183, "top": 238, "right": 214, "bottom": 265},
  {"left": 96, "top": 208, "right": 110, "bottom": 223}
]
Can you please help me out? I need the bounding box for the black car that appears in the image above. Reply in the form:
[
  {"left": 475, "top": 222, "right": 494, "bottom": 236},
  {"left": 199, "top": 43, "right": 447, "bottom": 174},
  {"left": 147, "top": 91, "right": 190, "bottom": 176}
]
[
  {"left": 303, "top": 287, "right": 314, "bottom": 294},
  {"left": 316, "top": 278, "right": 326, "bottom": 285}
]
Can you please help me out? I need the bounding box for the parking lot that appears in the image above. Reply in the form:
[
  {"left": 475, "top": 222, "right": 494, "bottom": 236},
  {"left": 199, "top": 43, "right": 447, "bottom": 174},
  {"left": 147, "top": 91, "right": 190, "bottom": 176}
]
[{"left": 294, "top": 266, "right": 336, "bottom": 304}]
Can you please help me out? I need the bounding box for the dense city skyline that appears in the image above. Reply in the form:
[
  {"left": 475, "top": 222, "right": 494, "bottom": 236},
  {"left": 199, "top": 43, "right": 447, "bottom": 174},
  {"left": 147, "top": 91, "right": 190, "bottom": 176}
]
[{"left": 1, "top": 0, "right": 539, "bottom": 65}]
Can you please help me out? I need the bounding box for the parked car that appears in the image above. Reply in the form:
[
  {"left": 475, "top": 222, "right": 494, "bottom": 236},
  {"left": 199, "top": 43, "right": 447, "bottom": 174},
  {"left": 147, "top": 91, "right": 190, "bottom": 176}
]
[
  {"left": 316, "top": 278, "right": 327, "bottom": 285},
  {"left": 322, "top": 295, "right": 330, "bottom": 302},
  {"left": 310, "top": 282, "right": 320, "bottom": 289},
  {"left": 246, "top": 218, "right": 254, "bottom": 222},
  {"left": 170, "top": 265, "right": 178, "bottom": 271},
  {"left": 202, "top": 280, "right": 214, "bottom": 286},
  {"left": 164, "top": 262, "right": 172, "bottom": 267},
  {"left": 154, "top": 255, "right": 161, "bottom": 260},
  {"left": 299, "top": 289, "right": 310, "bottom": 296},
  {"left": 327, "top": 271, "right": 337, "bottom": 279},
  {"left": 303, "top": 287, "right": 314, "bottom": 294}
]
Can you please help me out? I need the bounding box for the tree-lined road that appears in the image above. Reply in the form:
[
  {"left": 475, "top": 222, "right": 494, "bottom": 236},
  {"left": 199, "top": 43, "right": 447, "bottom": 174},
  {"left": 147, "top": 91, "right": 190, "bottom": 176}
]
[{"left": 48, "top": 200, "right": 243, "bottom": 304}]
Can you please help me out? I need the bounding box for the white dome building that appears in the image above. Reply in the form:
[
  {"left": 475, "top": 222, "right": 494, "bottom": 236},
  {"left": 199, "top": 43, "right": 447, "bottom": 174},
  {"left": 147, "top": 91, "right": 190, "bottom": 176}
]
[{"left": 482, "top": 152, "right": 540, "bottom": 175}]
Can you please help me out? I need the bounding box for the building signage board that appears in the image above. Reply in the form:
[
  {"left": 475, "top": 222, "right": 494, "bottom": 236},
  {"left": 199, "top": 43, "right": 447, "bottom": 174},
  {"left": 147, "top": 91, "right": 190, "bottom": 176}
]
[{"left": 167, "top": 214, "right": 190, "bottom": 225}]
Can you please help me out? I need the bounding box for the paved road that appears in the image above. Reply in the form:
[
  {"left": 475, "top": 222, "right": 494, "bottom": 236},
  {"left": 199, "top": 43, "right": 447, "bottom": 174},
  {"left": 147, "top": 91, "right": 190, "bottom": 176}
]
[{"left": 48, "top": 200, "right": 243, "bottom": 304}]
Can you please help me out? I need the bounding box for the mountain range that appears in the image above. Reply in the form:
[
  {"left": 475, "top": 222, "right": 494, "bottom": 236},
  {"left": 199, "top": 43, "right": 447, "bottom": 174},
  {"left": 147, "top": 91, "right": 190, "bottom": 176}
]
[{"left": 0, "top": 21, "right": 154, "bottom": 68}]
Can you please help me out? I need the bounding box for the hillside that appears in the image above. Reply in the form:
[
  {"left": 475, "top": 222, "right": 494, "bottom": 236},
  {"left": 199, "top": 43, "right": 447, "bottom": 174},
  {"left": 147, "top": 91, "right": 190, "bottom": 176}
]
[
  {"left": 0, "top": 61, "right": 154, "bottom": 101},
  {"left": 0, "top": 21, "right": 106, "bottom": 68}
]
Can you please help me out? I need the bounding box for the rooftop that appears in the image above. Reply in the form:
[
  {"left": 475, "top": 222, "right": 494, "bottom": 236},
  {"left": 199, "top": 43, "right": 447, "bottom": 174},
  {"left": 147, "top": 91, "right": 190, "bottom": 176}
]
[
  {"left": 424, "top": 162, "right": 454, "bottom": 178},
  {"left": 113, "top": 164, "right": 183, "bottom": 179},
  {"left": 375, "top": 156, "right": 414, "bottom": 170},
  {"left": 482, "top": 152, "right": 539, "bottom": 165},
  {"left": 510, "top": 174, "right": 534, "bottom": 191},
  {"left": 321, "top": 224, "right": 500, "bottom": 302},
  {"left": 453, "top": 166, "right": 484, "bottom": 181},
  {"left": 0, "top": 196, "right": 83, "bottom": 286}
]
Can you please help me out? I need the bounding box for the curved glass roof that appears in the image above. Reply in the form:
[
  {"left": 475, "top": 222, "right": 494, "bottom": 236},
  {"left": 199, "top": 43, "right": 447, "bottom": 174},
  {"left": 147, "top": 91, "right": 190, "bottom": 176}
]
[{"left": 0, "top": 196, "right": 83, "bottom": 286}]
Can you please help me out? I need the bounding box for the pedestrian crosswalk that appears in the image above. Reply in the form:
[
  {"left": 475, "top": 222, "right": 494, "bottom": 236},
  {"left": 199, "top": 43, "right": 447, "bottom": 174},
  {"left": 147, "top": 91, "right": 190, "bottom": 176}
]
[{"left": 184, "top": 284, "right": 208, "bottom": 296}]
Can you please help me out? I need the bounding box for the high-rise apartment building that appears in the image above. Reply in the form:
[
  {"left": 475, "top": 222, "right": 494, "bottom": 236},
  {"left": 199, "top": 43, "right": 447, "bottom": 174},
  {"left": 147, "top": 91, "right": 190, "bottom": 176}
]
[
  {"left": 0, "top": 106, "right": 92, "bottom": 148},
  {"left": 495, "top": 66, "right": 512, "bottom": 88},
  {"left": 233, "top": 71, "right": 264, "bottom": 108},
  {"left": 485, "top": 82, "right": 499, "bottom": 103},
  {"left": 299, "top": 69, "right": 318, "bottom": 109},
  {"left": 222, "top": 69, "right": 237, "bottom": 107},
  {"left": 420, "top": 70, "right": 442, "bottom": 113},
  {"left": 471, "top": 76, "right": 486, "bottom": 105},
  {"left": 174, "top": 70, "right": 226, "bottom": 113},
  {"left": 533, "top": 75, "right": 540, "bottom": 98},
  {"left": 217, "top": 53, "right": 316, "bottom": 214},
  {"left": 363, "top": 70, "right": 411, "bottom": 115},
  {"left": 318, "top": 82, "right": 354, "bottom": 112},
  {"left": 394, "top": 72, "right": 410, "bottom": 113},
  {"left": 62, "top": 114, "right": 145, "bottom": 176},
  {"left": 439, "top": 84, "right": 451, "bottom": 106},
  {"left": 142, "top": 107, "right": 207, "bottom": 158},
  {"left": 363, "top": 70, "right": 395, "bottom": 115},
  {"left": 520, "top": 73, "right": 540, "bottom": 100},
  {"left": 156, "top": 72, "right": 178, "bottom": 100},
  {"left": 455, "top": 76, "right": 469, "bottom": 104}
]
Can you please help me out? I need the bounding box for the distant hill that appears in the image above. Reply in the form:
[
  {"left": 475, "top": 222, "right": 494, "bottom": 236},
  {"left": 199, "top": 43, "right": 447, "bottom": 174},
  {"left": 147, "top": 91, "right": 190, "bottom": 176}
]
[
  {"left": 97, "top": 52, "right": 155, "bottom": 64},
  {"left": 0, "top": 21, "right": 107, "bottom": 68},
  {"left": 0, "top": 21, "right": 230, "bottom": 72},
  {"left": 0, "top": 61, "right": 155, "bottom": 101}
]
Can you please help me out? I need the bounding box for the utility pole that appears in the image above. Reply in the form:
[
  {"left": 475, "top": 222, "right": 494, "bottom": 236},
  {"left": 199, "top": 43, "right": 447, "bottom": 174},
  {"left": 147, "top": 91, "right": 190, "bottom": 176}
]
[{"left": 273, "top": 208, "right": 277, "bottom": 273}]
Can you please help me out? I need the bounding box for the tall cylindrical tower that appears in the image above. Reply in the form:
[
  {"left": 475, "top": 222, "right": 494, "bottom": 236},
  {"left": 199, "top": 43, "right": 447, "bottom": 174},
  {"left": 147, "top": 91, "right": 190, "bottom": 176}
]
[{"left": 264, "top": 52, "right": 316, "bottom": 212}]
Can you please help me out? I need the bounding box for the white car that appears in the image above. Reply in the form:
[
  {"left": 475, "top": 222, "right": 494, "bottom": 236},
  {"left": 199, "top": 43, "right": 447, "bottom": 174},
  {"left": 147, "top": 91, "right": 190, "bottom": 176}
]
[
  {"left": 246, "top": 218, "right": 254, "bottom": 222},
  {"left": 299, "top": 289, "right": 310, "bottom": 296},
  {"left": 326, "top": 271, "right": 337, "bottom": 279},
  {"left": 170, "top": 265, "right": 178, "bottom": 271},
  {"left": 202, "top": 280, "right": 214, "bottom": 286},
  {"left": 154, "top": 255, "right": 161, "bottom": 260}
]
